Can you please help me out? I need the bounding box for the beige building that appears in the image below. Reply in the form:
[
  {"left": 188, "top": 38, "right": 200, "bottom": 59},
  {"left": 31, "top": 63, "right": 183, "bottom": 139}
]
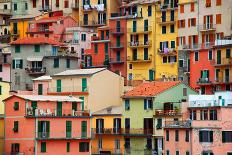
[{"left": 47, "top": 68, "right": 124, "bottom": 113}]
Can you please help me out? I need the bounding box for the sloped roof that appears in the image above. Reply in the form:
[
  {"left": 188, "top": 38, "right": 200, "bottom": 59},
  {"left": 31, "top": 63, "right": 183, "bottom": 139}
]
[
  {"left": 123, "top": 81, "right": 182, "bottom": 98},
  {"left": 33, "top": 76, "right": 52, "bottom": 81},
  {"left": 35, "top": 16, "right": 67, "bottom": 23},
  {"left": 53, "top": 68, "right": 106, "bottom": 76},
  {"left": 10, "top": 37, "right": 64, "bottom": 46},
  {"left": 93, "top": 106, "right": 122, "bottom": 116}
]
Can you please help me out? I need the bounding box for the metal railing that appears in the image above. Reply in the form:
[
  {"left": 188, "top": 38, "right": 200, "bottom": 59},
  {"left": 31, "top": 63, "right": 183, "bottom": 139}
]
[
  {"left": 128, "top": 40, "right": 152, "bottom": 48},
  {"left": 197, "top": 78, "right": 212, "bottom": 84},
  {"left": 80, "top": 20, "right": 106, "bottom": 27},
  {"left": 164, "top": 121, "right": 191, "bottom": 128},
  {"left": 92, "top": 128, "right": 123, "bottom": 134},
  {"left": 157, "top": 48, "right": 177, "bottom": 55},
  {"left": 109, "top": 57, "right": 125, "bottom": 64},
  {"left": 212, "top": 58, "right": 232, "bottom": 66},
  {"left": 110, "top": 27, "right": 125, "bottom": 34},
  {"left": 127, "top": 26, "right": 152, "bottom": 33},
  {"left": 198, "top": 24, "right": 216, "bottom": 31},
  {"left": 110, "top": 42, "right": 124, "bottom": 49},
  {"left": 189, "top": 99, "right": 232, "bottom": 107},
  {"left": 191, "top": 42, "right": 215, "bottom": 50},
  {"left": 36, "top": 131, "right": 90, "bottom": 139},
  {"left": 38, "top": 5, "right": 52, "bottom": 11},
  {"left": 215, "top": 76, "right": 232, "bottom": 83},
  {"left": 154, "top": 109, "right": 182, "bottom": 116},
  {"left": 25, "top": 67, "right": 46, "bottom": 75},
  {"left": 127, "top": 55, "right": 152, "bottom": 62},
  {"left": 26, "top": 108, "right": 90, "bottom": 117},
  {"left": 92, "top": 148, "right": 123, "bottom": 155}
]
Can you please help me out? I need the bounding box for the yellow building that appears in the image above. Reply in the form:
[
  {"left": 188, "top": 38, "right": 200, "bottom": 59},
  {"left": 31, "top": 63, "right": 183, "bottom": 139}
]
[
  {"left": 126, "top": 1, "right": 156, "bottom": 82},
  {"left": 0, "top": 81, "right": 10, "bottom": 154},
  {"left": 154, "top": 0, "right": 178, "bottom": 80},
  {"left": 92, "top": 106, "right": 124, "bottom": 155},
  {"left": 79, "top": 0, "right": 120, "bottom": 27}
]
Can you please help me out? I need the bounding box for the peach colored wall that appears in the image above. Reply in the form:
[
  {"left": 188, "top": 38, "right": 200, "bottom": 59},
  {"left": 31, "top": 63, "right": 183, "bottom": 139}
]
[
  {"left": 5, "top": 140, "right": 34, "bottom": 155},
  {"left": 33, "top": 81, "right": 50, "bottom": 95}
]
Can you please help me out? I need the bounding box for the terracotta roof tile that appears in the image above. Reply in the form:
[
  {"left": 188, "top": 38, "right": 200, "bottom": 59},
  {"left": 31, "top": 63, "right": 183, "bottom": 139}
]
[
  {"left": 35, "top": 16, "right": 66, "bottom": 23},
  {"left": 123, "top": 81, "right": 182, "bottom": 98},
  {"left": 10, "top": 37, "right": 64, "bottom": 46}
]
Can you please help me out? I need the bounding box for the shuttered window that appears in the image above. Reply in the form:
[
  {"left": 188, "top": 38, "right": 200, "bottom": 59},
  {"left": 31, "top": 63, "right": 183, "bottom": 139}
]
[
  {"left": 14, "top": 102, "right": 19, "bottom": 111},
  {"left": 41, "top": 142, "right": 46, "bottom": 152},
  {"left": 13, "top": 121, "right": 18, "bottom": 132},
  {"left": 66, "top": 121, "right": 72, "bottom": 138},
  {"left": 216, "top": 14, "right": 221, "bottom": 24},
  {"left": 34, "top": 45, "right": 40, "bottom": 52},
  {"left": 81, "top": 121, "right": 87, "bottom": 138},
  {"left": 15, "top": 45, "right": 20, "bottom": 53}
]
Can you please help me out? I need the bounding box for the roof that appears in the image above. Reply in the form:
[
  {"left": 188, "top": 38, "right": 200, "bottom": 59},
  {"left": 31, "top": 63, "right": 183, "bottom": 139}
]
[
  {"left": 35, "top": 16, "right": 67, "bottom": 23},
  {"left": 123, "top": 81, "right": 182, "bottom": 98},
  {"left": 53, "top": 68, "right": 106, "bottom": 77},
  {"left": 4, "top": 95, "right": 82, "bottom": 102},
  {"left": 10, "top": 37, "right": 64, "bottom": 46},
  {"left": 10, "top": 13, "right": 42, "bottom": 20},
  {"left": 93, "top": 106, "right": 122, "bottom": 116},
  {"left": 33, "top": 75, "right": 52, "bottom": 81}
]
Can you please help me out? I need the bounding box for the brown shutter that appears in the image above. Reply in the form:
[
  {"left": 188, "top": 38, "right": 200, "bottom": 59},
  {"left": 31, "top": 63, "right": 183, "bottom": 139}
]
[
  {"left": 202, "top": 34, "right": 205, "bottom": 43},
  {"left": 203, "top": 16, "right": 206, "bottom": 24},
  {"left": 191, "top": 3, "right": 194, "bottom": 12},
  {"left": 216, "top": 0, "right": 221, "bottom": 6},
  {"left": 176, "top": 37, "right": 179, "bottom": 46},
  {"left": 216, "top": 14, "right": 221, "bottom": 24},
  {"left": 210, "top": 15, "right": 213, "bottom": 24},
  {"left": 188, "top": 36, "right": 192, "bottom": 46},
  {"left": 195, "top": 35, "right": 198, "bottom": 44},
  {"left": 194, "top": 18, "right": 196, "bottom": 26},
  {"left": 177, "top": 20, "right": 180, "bottom": 28},
  {"left": 188, "top": 19, "right": 190, "bottom": 27},
  {"left": 183, "top": 20, "right": 185, "bottom": 28},
  {"left": 220, "top": 32, "right": 224, "bottom": 38}
]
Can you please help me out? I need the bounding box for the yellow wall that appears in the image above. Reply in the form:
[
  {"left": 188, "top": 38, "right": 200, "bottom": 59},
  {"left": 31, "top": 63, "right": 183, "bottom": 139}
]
[
  {"left": 0, "top": 81, "right": 10, "bottom": 114},
  {"left": 92, "top": 115, "right": 124, "bottom": 154},
  {"left": 126, "top": 4, "right": 156, "bottom": 81}
]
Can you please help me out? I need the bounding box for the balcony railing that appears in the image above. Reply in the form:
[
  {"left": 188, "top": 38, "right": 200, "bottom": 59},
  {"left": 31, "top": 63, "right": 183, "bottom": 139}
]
[
  {"left": 92, "top": 128, "right": 123, "bottom": 135},
  {"left": 109, "top": 57, "right": 125, "bottom": 64},
  {"left": 212, "top": 58, "right": 232, "bottom": 66},
  {"left": 189, "top": 99, "right": 232, "bottom": 107},
  {"left": 0, "top": 9, "right": 11, "bottom": 15},
  {"left": 197, "top": 78, "right": 212, "bottom": 85},
  {"left": 127, "top": 26, "right": 152, "bottom": 34},
  {"left": 82, "top": 4, "right": 106, "bottom": 12},
  {"left": 164, "top": 121, "right": 191, "bottom": 128},
  {"left": 36, "top": 131, "right": 90, "bottom": 140},
  {"left": 191, "top": 42, "right": 215, "bottom": 50},
  {"left": 123, "top": 128, "right": 154, "bottom": 135},
  {"left": 0, "top": 20, "right": 10, "bottom": 26},
  {"left": 198, "top": 24, "right": 216, "bottom": 32},
  {"left": 128, "top": 40, "right": 152, "bottom": 48},
  {"left": 156, "top": 3, "right": 178, "bottom": 11},
  {"left": 157, "top": 48, "right": 177, "bottom": 55},
  {"left": 38, "top": 5, "right": 52, "bottom": 12},
  {"left": 80, "top": 20, "right": 106, "bottom": 27},
  {"left": 110, "top": 28, "right": 125, "bottom": 35},
  {"left": 92, "top": 148, "right": 123, "bottom": 155},
  {"left": 110, "top": 42, "right": 124, "bottom": 49},
  {"left": 127, "top": 55, "right": 152, "bottom": 63},
  {"left": 215, "top": 76, "right": 232, "bottom": 83},
  {"left": 25, "top": 67, "right": 46, "bottom": 76},
  {"left": 156, "top": 15, "right": 178, "bottom": 24},
  {"left": 154, "top": 109, "right": 182, "bottom": 116},
  {"left": 26, "top": 108, "right": 90, "bottom": 117}
]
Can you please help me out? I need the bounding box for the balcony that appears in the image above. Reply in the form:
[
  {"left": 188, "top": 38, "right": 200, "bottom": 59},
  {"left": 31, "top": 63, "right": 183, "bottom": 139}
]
[
  {"left": 92, "top": 128, "right": 123, "bottom": 135},
  {"left": 123, "top": 128, "right": 154, "bottom": 136},
  {"left": 82, "top": 4, "right": 106, "bottom": 12},
  {"left": 0, "top": 20, "right": 10, "bottom": 26},
  {"left": 189, "top": 99, "right": 232, "bottom": 108},
  {"left": 36, "top": 131, "right": 90, "bottom": 140},
  {"left": 26, "top": 108, "right": 90, "bottom": 117},
  {"left": 127, "top": 55, "right": 152, "bottom": 63},
  {"left": 156, "top": 3, "right": 178, "bottom": 11},
  {"left": 128, "top": 40, "right": 152, "bottom": 48},
  {"left": 157, "top": 48, "right": 177, "bottom": 56},
  {"left": 191, "top": 42, "right": 215, "bottom": 50},
  {"left": 38, "top": 5, "right": 52, "bottom": 12},
  {"left": 156, "top": 16, "right": 177, "bottom": 25},
  {"left": 0, "top": 9, "right": 11, "bottom": 15},
  {"left": 154, "top": 109, "right": 182, "bottom": 116},
  {"left": 110, "top": 28, "right": 125, "bottom": 35},
  {"left": 47, "top": 86, "right": 89, "bottom": 95},
  {"left": 164, "top": 121, "right": 191, "bottom": 128},
  {"left": 212, "top": 58, "right": 232, "bottom": 67},
  {"left": 92, "top": 148, "right": 123, "bottom": 155},
  {"left": 127, "top": 26, "right": 152, "bottom": 34},
  {"left": 80, "top": 20, "right": 106, "bottom": 27},
  {"left": 198, "top": 24, "right": 216, "bottom": 32},
  {"left": 214, "top": 76, "right": 232, "bottom": 84},
  {"left": 25, "top": 67, "right": 46, "bottom": 76},
  {"left": 197, "top": 78, "right": 212, "bottom": 85},
  {"left": 110, "top": 42, "right": 124, "bottom": 49},
  {"left": 109, "top": 57, "right": 125, "bottom": 64}
]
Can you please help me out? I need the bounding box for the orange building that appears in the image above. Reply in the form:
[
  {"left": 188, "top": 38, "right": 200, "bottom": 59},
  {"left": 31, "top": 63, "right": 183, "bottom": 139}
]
[{"left": 4, "top": 95, "right": 91, "bottom": 155}]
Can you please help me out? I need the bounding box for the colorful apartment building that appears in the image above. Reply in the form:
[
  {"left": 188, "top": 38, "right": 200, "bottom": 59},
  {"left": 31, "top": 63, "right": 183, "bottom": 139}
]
[
  {"left": 154, "top": 0, "right": 179, "bottom": 81},
  {"left": 47, "top": 68, "right": 124, "bottom": 113},
  {"left": 122, "top": 81, "right": 197, "bottom": 155},
  {"left": 4, "top": 95, "right": 91, "bottom": 155},
  {"left": 27, "top": 15, "right": 77, "bottom": 42},
  {"left": 79, "top": 0, "right": 120, "bottom": 28},
  {"left": 189, "top": 0, "right": 232, "bottom": 94},
  {"left": 0, "top": 44, "right": 11, "bottom": 82},
  {"left": 164, "top": 91, "right": 232, "bottom": 155},
  {"left": 10, "top": 37, "right": 79, "bottom": 91},
  {"left": 0, "top": 0, "right": 11, "bottom": 43},
  {"left": 92, "top": 106, "right": 124, "bottom": 155}
]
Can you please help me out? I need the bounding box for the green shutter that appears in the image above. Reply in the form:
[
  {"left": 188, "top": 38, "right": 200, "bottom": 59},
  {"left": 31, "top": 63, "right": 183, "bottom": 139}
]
[
  {"left": 34, "top": 45, "right": 40, "bottom": 52},
  {"left": 14, "top": 102, "right": 19, "bottom": 110},
  {"left": 116, "top": 36, "right": 120, "bottom": 47},
  {"left": 14, "top": 121, "right": 18, "bottom": 132},
  {"left": 57, "top": 102, "right": 62, "bottom": 116},
  {"left": 67, "top": 142, "right": 70, "bottom": 152},
  {"left": 66, "top": 59, "right": 70, "bottom": 68},
  {"left": 149, "top": 70, "right": 154, "bottom": 81},
  {"left": 46, "top": 121, "right": 50, "bottom": 138},
  {"left": 54, "top": 58, "right": 59, "bottom": 68},
  {"left": 15, "top": 45, "right": 20, "bottom": 53},
  {"left": 144, "top": 20, "right": 148, "bottom": 31},
  {"left": 82, "top": 78, "right": 87, "bottom": 92},
  {"left": 12, "top": 60, "right": 15, "bottom": 69},
  {"left": 38, "top": 84, "right": 43, "bottom": 95},
  {"left": 38, "top": 121, "right": 42, "bottom": 137},
  {"left": 79, "top": 97, "right": 84, "bottom": 111},
  {"left": 72, "top": 102, "right": 77, "bottom": 111},
  {"left": 41, "top": 142, "right": 46, "bottom": 152},
  {"left": 133, "top": 21, "right": 137, "bottom": 32},
  {"left": 81, "top": 121, "right": 87, "bottom": 138},
  {"left": 56, "top": 79, "right": 61, "bottom": 92},
  {"left": 19, "top": 59, "right": 23, "bottom": 69},
  {"left": 222, "top": 131, "right": 225, "bottom": 142},
  {"left": 66, "top": 121, "right": 72, "bottom": 138},
  {"left": 31, "top": 101, "right": 37, "bottom": 116}
]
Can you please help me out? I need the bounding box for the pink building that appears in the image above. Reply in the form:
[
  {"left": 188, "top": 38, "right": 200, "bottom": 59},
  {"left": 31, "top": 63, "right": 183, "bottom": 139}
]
[
  {"left": 4, "top": 95, "right": 91, "bottom": 155},
  {"left": 27, "top": 15, "right": 77, "bottom": 42},
  {"left": 0, "top": 45, "right": 11, "bottom": 82},
  {"left": 164, "top": 91, "right": 232, "bottom": 155}
]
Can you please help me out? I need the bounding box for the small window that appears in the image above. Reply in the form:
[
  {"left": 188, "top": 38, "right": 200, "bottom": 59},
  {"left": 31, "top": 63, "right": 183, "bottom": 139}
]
[
  {"left": 125, "top": 99, "right": 130, "bottom": 111},
  {"left": 226, "top": 49, "right": 231, "bottom": 58},
  {"left": 170, "top": 24, "right": 175, "bottom": 33},
  {"left": 79, "top": 142, "right": 89, "bottom": 152},
  {"left": 66, "top": 59, "right": 70, "bottom": 68},
  {"left": 183, "top": 88, "right": 187, "bottom": 96},
  {"left": 144, "top": 99, "right": 153, "bottom": 110},
  {"left": 94, "top": 44, "right": 98, "bottom": 54},
  {"left": 13, "top": 121, "right": 18, "bottom": 132},
  {"left": 179, "top": 59, "right": 184, "bottom": 67},
  {"left": 14, "top": 102, "right": 19, "bottom": 111},
  {"left": 34, "top": 45, "right": 40, "bottom": 52},
  {"left": 185, "top": 130, "right": 189, "bottom": 142},
  {"left": 53, "top": 58, "right": 59, "bottom": 68},
  {"left": 166, "top": 130, "right": 169, "bottom": 141},
  {"left": 81, "top": 34, "right": 86, "bottom": 41},
  {"left": 166, "top": 150, "right": 170, "bottom": 155},
  {"left": 0, "top": 64, "right": 2, "bottom": 72},
  {"left": 175, "top": 130, "right": 179, "bottom": 141},
  {"left": 176, "top": 151, "right": 180, "bottom": 155},
  {"left": 41, "top": 142, "right": 46, "bottom": 152},
  {"left": 67, "top": 142, "right": 70, "bottom": 152},
  {"left": 148, "top": 6, "right": 152, "bottom": 16},
  {"left": 190, "top": 110, "right": 196, "bottom": 120},
  {"left": 209, "top": 109, "right": 217, "bottom": 120},
  {"left": 195, "top": 52, "right": 199, "bottom": 61},
  {"left": 208, "top": 50, "right": 213, "bottom": 60},
  {"left": 15, "top": 45, "right": 20, "bottom": 53},
  {"left": 25, "top": 2, "right": 28, "bottom": 10},
  {"left": 200, "top": 110, "right": 208, "bottom": 120},
  {"left": 64, "top": 0, "right": 69, "bottom": 8},
  {"left": 171, "top": 41, "right": 175, "bottom": 48},
  {"left": 222, "top": 131, "right": 232, "bottom": 143},
  {"left": 199, "top": 130, "right": 213, "bottom": 142},
  {"left": 14, "top": 3, "right": 17, "bottom": 11},
  {"left": 129, "top": 64, "right": 133, "bottom": 69},
  {"left": 162, "top": 26, "right": 166, "bottom": 34}
]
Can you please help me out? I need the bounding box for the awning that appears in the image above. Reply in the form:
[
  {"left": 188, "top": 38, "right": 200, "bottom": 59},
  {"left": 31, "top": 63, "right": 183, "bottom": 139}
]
[{"left": 27, "top": 57, "right": 43, "bottom": 61}]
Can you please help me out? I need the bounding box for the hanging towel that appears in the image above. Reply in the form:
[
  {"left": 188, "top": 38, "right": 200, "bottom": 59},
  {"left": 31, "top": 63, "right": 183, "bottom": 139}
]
[
  {"left": 164, "top": 48, "right": 169, "bottom": 54},
  {"left": 84, "top": 5, "right": 90, "bottom": 10}
]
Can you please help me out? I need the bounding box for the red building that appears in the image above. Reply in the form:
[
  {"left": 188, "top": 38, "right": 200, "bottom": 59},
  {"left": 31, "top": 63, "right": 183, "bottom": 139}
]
[{"left": 4, "top": 95, "right": 91, "bottom": 155}]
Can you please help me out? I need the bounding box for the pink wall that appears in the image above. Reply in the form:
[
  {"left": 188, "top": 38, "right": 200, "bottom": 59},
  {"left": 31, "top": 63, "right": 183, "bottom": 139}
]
[
  {"left": 33, "top": 81, "right": 50, "bottom": 95},
  {"left": 0, "top": 64, "right": 10, "bottom": 82}
]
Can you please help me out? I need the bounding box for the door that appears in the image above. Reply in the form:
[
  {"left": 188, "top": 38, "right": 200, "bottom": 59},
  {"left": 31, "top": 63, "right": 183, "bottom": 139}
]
[
  {"left": 96, "top": 119, "right": 104, "bottom": 133},
  {"left": 162, "top": 11, "right": 166, "bottom": 22},
  {"left": 81, "top": 121, "right": 87, "bottom": 138},
  {"left": 31, "top": 101, "right": 37, "bottom": 116},
  {"left": 72, "top": 102, "right": 77, "bottom": 111},
  {"left": 116, "top": 36, "right": 120, "bottom": 47},
  {"left": 133, "top": 49, "right": 137, "bottom": 60},
  {"left": 56, "top": 79, "right": 61, "bottom": 92},
  {"left": 82, "top": 78, "right": 87, "bottom": 92},
  {"left": 125, "top": 118, "right": 130, "bottom": 133},
  {"left": 57, "top": 102, "right": 62, "bottom": 116},
  {"left": 206, "top": 15, "right": 210, "bottom": 29},
  {"left": 217, "top": 50, "right": 221, "bottom": 64},
  {"left": 38, "top": 84, "right": 43, "bottom": 95},
  {"left": 144, "top": 118, "right": 153, "bottom": 134},
  {"left": 113, "top": 118, "right": 121, "bottom": 133}
]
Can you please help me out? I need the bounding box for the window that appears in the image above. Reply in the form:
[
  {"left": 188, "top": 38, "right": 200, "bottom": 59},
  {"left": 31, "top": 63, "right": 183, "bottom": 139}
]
[
  {"left": 166, "top": 150, "right": 170, "bottom": 155},
  {"left": 171, "top": 41, "right": 175, "bottom": 48},
  {"left": 34, "top": 45, "right": 40, "bottom": 52},
  {"left": 41, "top": 142, "right": 46, "bottom": 152},
  {"left": 66, "top": 59, "right": 70, "bottom": 68},
  {"left": 216, "top": 14, "right": 221, "bottom": 24},
  {"left": 25, "top": 2, "right": 28, "bottom": 10},
  {"left": 13, "top": 59, "right": 23, "bottom": 69},
  {"left": 125, "top": 99, "right": 130, "bottom": 110},
  {"left": 176, "top": 151, "right": 180, "bottom": 155},
  {"left": 179, "top": 59, "right": 184, "bottom": 67},
  {"left": 94, "top": 44, "right": 98, "bottom": 54},
  {"left": 163, "top": 56, "right": 167, "bottom": 63},
  {"left": 79, "top": 142, "right": 89, "bottom": 152},
  {"left": 81, "top": 34, "right": 86, "bottom": 41},
  {"left": 216, "top": 0, "right": 221, "bottom": 6},
  {"left": 170, "top": 24, "right": 174, "bottom": 33},
  {"left": 178, "top": 20, "right": 185, "bottom": 28},
  {"left": 14, "top": 3, "right": 17, "bottom": 11},
  {"left": 183, "top": 88, "right": 187, "bottom": 96},
  {"left": 226, "top": 49, "right": 231, "bottom": 58},
  {"left": 180, "top": 5, "right": 184, "bottom": 13},
  {"left": 200, "top": 110, "right": 208, "bottom": 120},
  {"left": 195, "top": 52, "right": 199, "bottom": 61},
  {"left": 222, "top": 131, "right": 232, "bottom": 143},
  {"left": 144, "top": 99, "right": 153, "bottom": 110},
  {"left": 228, "top": 153, "right": 232, "bottom": 155},
  {"left": 208, "top": 50, "right": 213, "bottom": 60},
  {"left": 15, "top": 45, "right": 20, "bottom": 53},
  {"left": 185, "top": 130, "right": 189, "bottom": 142},
  {"left": 66, "top": 121, "right": 72, "bottom": 138},
  {"left": 156, "top": 118, "right": 162, "bottom": 129},
  {"left": 0, "top": 65, "right": 2, "bottom": 72},
  {"left": 0, "top": 86, "right": 1, "bottom": 95},
  {"left": 175, "top": 130, "right": 179, "bottom": 141},
  {"left": 209, "top": 109, "right": 217, "bottom": 120},
  {"left": 64, "top": 0, "right": 69, "bottom": 8},
  {"left": 162, "top": 26, "right": 166, "bottom": 34},
  {"left": 56, "top": 0, "right": 59, "bottom": 7},
  {"left": 199, "top": 130, "right": 213, "bottom": 142},
  {"left": 13, "top": 121, "right": 18, "bottom": 132},
  {"left": 129, "top": 64, "right": 133, "bottom": 69},
  {"left": 186, "top": 151, "right": 190, "bottom": 155},
  {"left": 53, "top": 58, "right": 59, "bottom": 68},
  {"left": 11, "top": 143, "right": 20, "bottom": 153},
  {"left": 125, "top": 138, "right": 130, "bottom": 149},
  {"left": 4, "top": 4, "right": 7, "bottom": 10},
  {"left": 166, "top": 130, "right": 169, "bottom": 141},
  {"left": 205, "top": 0, "right": 211, "bottom": 7},
  {"left": 98, "top": 138, "right": 102, "bottom": 149},
  {"left": 190, "top": 110, "right": 196, "bottom": 120},
  {"left": 67, "top": 142, "right": 70, "bottom": 152},
  {"left": 190, "top": 3, "right": 194, "bottom": 12},
  {"left": 14, "top": 102, "right": 19, "bottom": 111},
  {"left": 189, "top": 18, "right": 196, "bottom": 27},
  {"left": 148, "top": 5, "right": 152, "bottom": 16}
]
